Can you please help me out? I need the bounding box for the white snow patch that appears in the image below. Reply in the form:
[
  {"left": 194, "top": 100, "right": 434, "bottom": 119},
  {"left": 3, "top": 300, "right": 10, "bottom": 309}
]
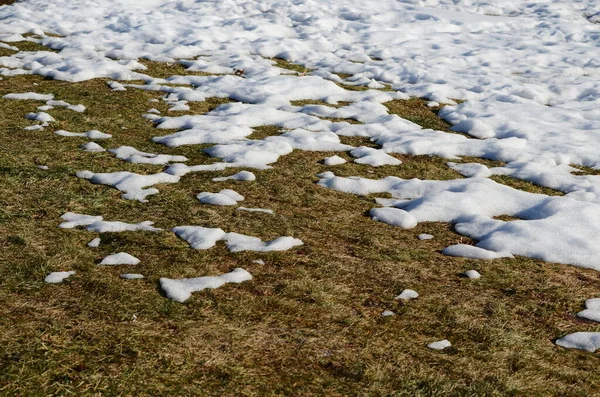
[
  {"left": 323, "top": 155, "right": 347, "bottom": 166},
  {"left": 443, "top": 244, "right": 513, "bottom": 260},
  {"left": 197, "top": 189, "right": 244, "bottom": 206},
  {"left": 87, "top": 237, "right": 101, "bottom": 247},
  {"left": 395, "top": 289, "right": 419, "bottom": 301},
  {"left": 418, "top": 234, "right": 434, "bottom": 240},
  {"left": 109, "top": 146, "right": 188, "bottom": 165},
  {"left": 381, "top": 310, "right": 395, "bottom": 317},
  {"left": 44, "top": 271, "right": 76, "bottom": 284},
  {"left": 55, "top": 130, "right": 112, "bottom": 139},
  {"left": 370, "top": 207, "right": 417, "bottom": 229},
  {"left": 80, "top": 142, "right": 105, "bottom": 152},
  {"left": 4, "top": 92, "right": 54, "bottom": 101},
  {"left": 99, "top": 252, "right": 140, "bottom": 266},
  {"left": 236, "top": 207, "right": 274, "bottom": 215},
  {"left": 160, "top": 268, "right": 252, "bottom": 303},
  {"left": 427, "top": 340, "right": 452, "bottom": 350},
  {"left": 556, "top": 333, "right": 600, "bottom": 353},
  {"left": 121, "top": 273, "right": 144, "bottom": 279},
  {"left": 212, "top": 171, "right": 256, "bottom": 182},
  {"left": 463, "top": 270, "right": 481, "bottom": 279}
]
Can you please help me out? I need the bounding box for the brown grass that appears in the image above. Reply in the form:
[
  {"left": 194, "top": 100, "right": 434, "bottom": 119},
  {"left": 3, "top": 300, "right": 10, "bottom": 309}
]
[{"left": 0, "top": 68, "right": 599, "bottom": 396}]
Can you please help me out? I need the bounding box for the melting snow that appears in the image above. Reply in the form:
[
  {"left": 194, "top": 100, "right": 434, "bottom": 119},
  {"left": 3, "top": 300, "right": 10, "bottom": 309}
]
[
  {"left": 99, "top": 252, "right": 140, "bottom": 266},
  {"left": 160, "top": 268, "right": 252, "bottom": 303},
  {"left": 44, "top": 271, "right": 76, "bottom": 284}
]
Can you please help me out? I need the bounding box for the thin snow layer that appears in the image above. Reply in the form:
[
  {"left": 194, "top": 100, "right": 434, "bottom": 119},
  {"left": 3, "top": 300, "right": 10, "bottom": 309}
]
[
  {"left": 76, "top": 170, "right": 180, "bottom": 202},
  {"left": 428, "top": 340, "right": 452, "bottom": 350},
  {"left": 99, "top": 252, "right": 140, "bottom": 266},
  {"left": 197, "top": 189, "right": 244, "bottom": 206},
  {"left": 556, "top": 333, "right": 600, "bottom": 353},
  {"left": 443, "top": 244, "right": 513, "bottom": 260},
  {"left": 319, "top": 174, "right": 600, "bottom": 270},
  {"left": 44, "top": 271, "right": 75, "bottom": 283},
  {"left": 576, "top": 299, "right": 600, "bottom": 323},
  {"left": 109, "top": 146, "right": 188, "bottom": 165},
  {"left": 173, "top": 226, "right": 303, "bottom": 252},
  {"left": 418, "top": 234, "right": 434, "bottom": 240},
  {"left": 160, "top": 268, "right": 252, "bottom": 303},
  {"left": 212, "top": 171, "right": 256, "bottom": 182}
]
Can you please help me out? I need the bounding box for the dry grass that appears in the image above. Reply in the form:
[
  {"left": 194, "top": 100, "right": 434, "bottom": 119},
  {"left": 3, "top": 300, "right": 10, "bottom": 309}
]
[{"left": 1, "top": 67, "right": 599, "bottom": 396}]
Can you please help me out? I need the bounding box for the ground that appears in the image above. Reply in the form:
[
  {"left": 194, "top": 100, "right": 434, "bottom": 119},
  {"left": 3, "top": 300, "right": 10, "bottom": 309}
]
[{"left": 1, "top": 60, "right": 600, "bottom": 396}]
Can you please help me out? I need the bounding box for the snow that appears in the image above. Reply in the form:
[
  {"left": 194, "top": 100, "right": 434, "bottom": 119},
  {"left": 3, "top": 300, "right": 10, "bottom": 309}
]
[
  {"left": 160, "top": 268, "right": 253, "bottom": 303},
  {"left": 87, "top": 237, "right": 101, "bottom": 247},
  {"left": 576, "top": 299, "right": 600, "bottom": 323},
  {"left": 556, "top": 333, "right": 600, "bottom": 353},
  {"left": 381, "top": 310, "right": 395, "bottom": 317},
  {"left": 418, "top": 234, "right": 434, "bottom": 240},
  {"left": 80, "top": 142, "right": 105, "bottom": 152},
  {"left": 26, "top": 112, "right": 54, "bottom": 123},
  {"left": 443, "top": 244, "right": 513, "bottom": 260},
  {"left": 3, "top": 0, "right": 600, "bottom": 305},
  {"left": 76, "top": 170, "right": 180, "bottom": 202},
  {"left": 44, "top": 270, "right": 75, "bottom": 284},
  {"left": 59, "top": 212, "right": 162, "bottom": 232},
  {"left": 323, "top": 155, "right": 347, "bottom": 166},
  {"left": 395, "top": 289, "right": 419, "bottom": 301},
  {"left": 237, "top": 207, "right": 274, "bottom": 215},
  {"left": 197, "top": 189, "right": 244, "bottom": 206},
  {"left": 427, "top": 340, "right": 452, "bottom": 350},
  {"left": 99, "top": 252, "right": 140, "bottom": 266},
  {"left": 173, "top": 226, "right": 303, "bottom": 252},
  {"left": 109, "top": 146, "right": 188, "bottom": 165},
  {"left": 121, "top": 273, "right": 144, "bottom": 279},
  {"left": 370, "top": 208, "right": 417, "bottom": 229},
  {"left": 55, "top": 130, "right": 112, "bottom": 139},
  {"left": 463, "top": 270, "right": 481, "bottom": 279},
  {"left": 4, "top": 92, "right": 54, "bottom": 101},
  {"left": 212, "top": 171, "right": 256, "bottom": 182}
]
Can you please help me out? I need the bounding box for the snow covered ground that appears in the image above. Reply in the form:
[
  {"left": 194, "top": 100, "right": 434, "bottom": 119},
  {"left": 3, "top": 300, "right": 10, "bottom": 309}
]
[{"left": 1, "top": 0, "right": 600, "bottom": 324}]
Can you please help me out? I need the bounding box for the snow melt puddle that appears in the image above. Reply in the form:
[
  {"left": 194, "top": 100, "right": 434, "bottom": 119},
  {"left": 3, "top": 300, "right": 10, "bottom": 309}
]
[
  {"left": 160, "top": 268, "right": 252, "bottom": 303},
  {"left": 173, "top": 226, "right": 303, "bottom": 252}
]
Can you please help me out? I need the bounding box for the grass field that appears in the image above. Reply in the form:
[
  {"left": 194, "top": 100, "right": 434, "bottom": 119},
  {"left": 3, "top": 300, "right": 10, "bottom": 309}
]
[{"left": 1, "top": 55, "right": 600, "bottom": 396}]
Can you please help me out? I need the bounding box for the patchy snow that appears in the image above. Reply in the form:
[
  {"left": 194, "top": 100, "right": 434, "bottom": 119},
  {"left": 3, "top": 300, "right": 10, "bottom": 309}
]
[
  {"left": 212, "top": 170, "right": 256, "bottom": 182},
  {"left": 197, "top": 189, "right": 244, "bottom": 206},
  {"left": 80, "top": 142, "right": 105, "bottom": 152},
  {"left": 576, "top": 299, "right": 600, "bottom": 323},
  {"left": 44, "top": 270, "right": 76, "bottom": 284},
  {"left": 173, "top": 226, "right": 303, "bottom": 252},
  {"left": 99, "top": 252, "right": 140, "bottom": 266},
  {"left": 160, "top": 268, "right": 252, "bottom": 303},
  {"left": 381, "top": 310, "right": 395, "bottom": 317},
  {"left": 443, "top": 244, "right": 513, "bottom": 260},
  {"left": 237, "top": 207, "right": 274, "bottom": 215},
  {"left": 427, "top": 340, "right": 452, "bottom": 350},
  {"left": 463, "top": 270, "right": 482, "bottom": 279},
  {"left": 556, "top": 333, "right": 600, "bottom": 353},
  {"left": 26, "top": 112, "right": 54, "bottom": 123},
  {"left": 76, "top": 170, "right": 180, "bottom": 202},
  {"left": 370, "top": 207, "right": 417, "bottom": 229},
  {"left": 109, "top": 146, "right": 188, "bottom": 165},
  {"left": 395, "top": 289, "right": 419, "bottom": 301},
  {"left": 87, "top": 237, "right": 101, "bottom": 248},
  {"left": 121, "top": 273, "right": 144, "bottom": 280},
  {"left": 418, "top": 234, "right": 434, "bottom": 240},
  {"left": 55, "top": 130, "right": 112, "bottom": 139},
  {"left": 59, "top": 212, "right": 162, "bottom": 233},
  {"left": 4, "top": 92, "right": 54, "bottom": 101},
  {"left": 323, "top": 155, "right": 347, "bottom": 166}
]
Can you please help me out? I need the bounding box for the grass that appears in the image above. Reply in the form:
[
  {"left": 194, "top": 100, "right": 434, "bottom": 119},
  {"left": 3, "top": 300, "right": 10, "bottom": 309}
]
[{"left": 1, "top": 65, "right": 599, "bottom": 396}]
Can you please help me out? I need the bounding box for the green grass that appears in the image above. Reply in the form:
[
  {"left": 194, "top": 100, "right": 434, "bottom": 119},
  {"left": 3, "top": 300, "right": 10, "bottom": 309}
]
[{"left": 0, "top": 66, "right": 599, "bottom": 396}]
